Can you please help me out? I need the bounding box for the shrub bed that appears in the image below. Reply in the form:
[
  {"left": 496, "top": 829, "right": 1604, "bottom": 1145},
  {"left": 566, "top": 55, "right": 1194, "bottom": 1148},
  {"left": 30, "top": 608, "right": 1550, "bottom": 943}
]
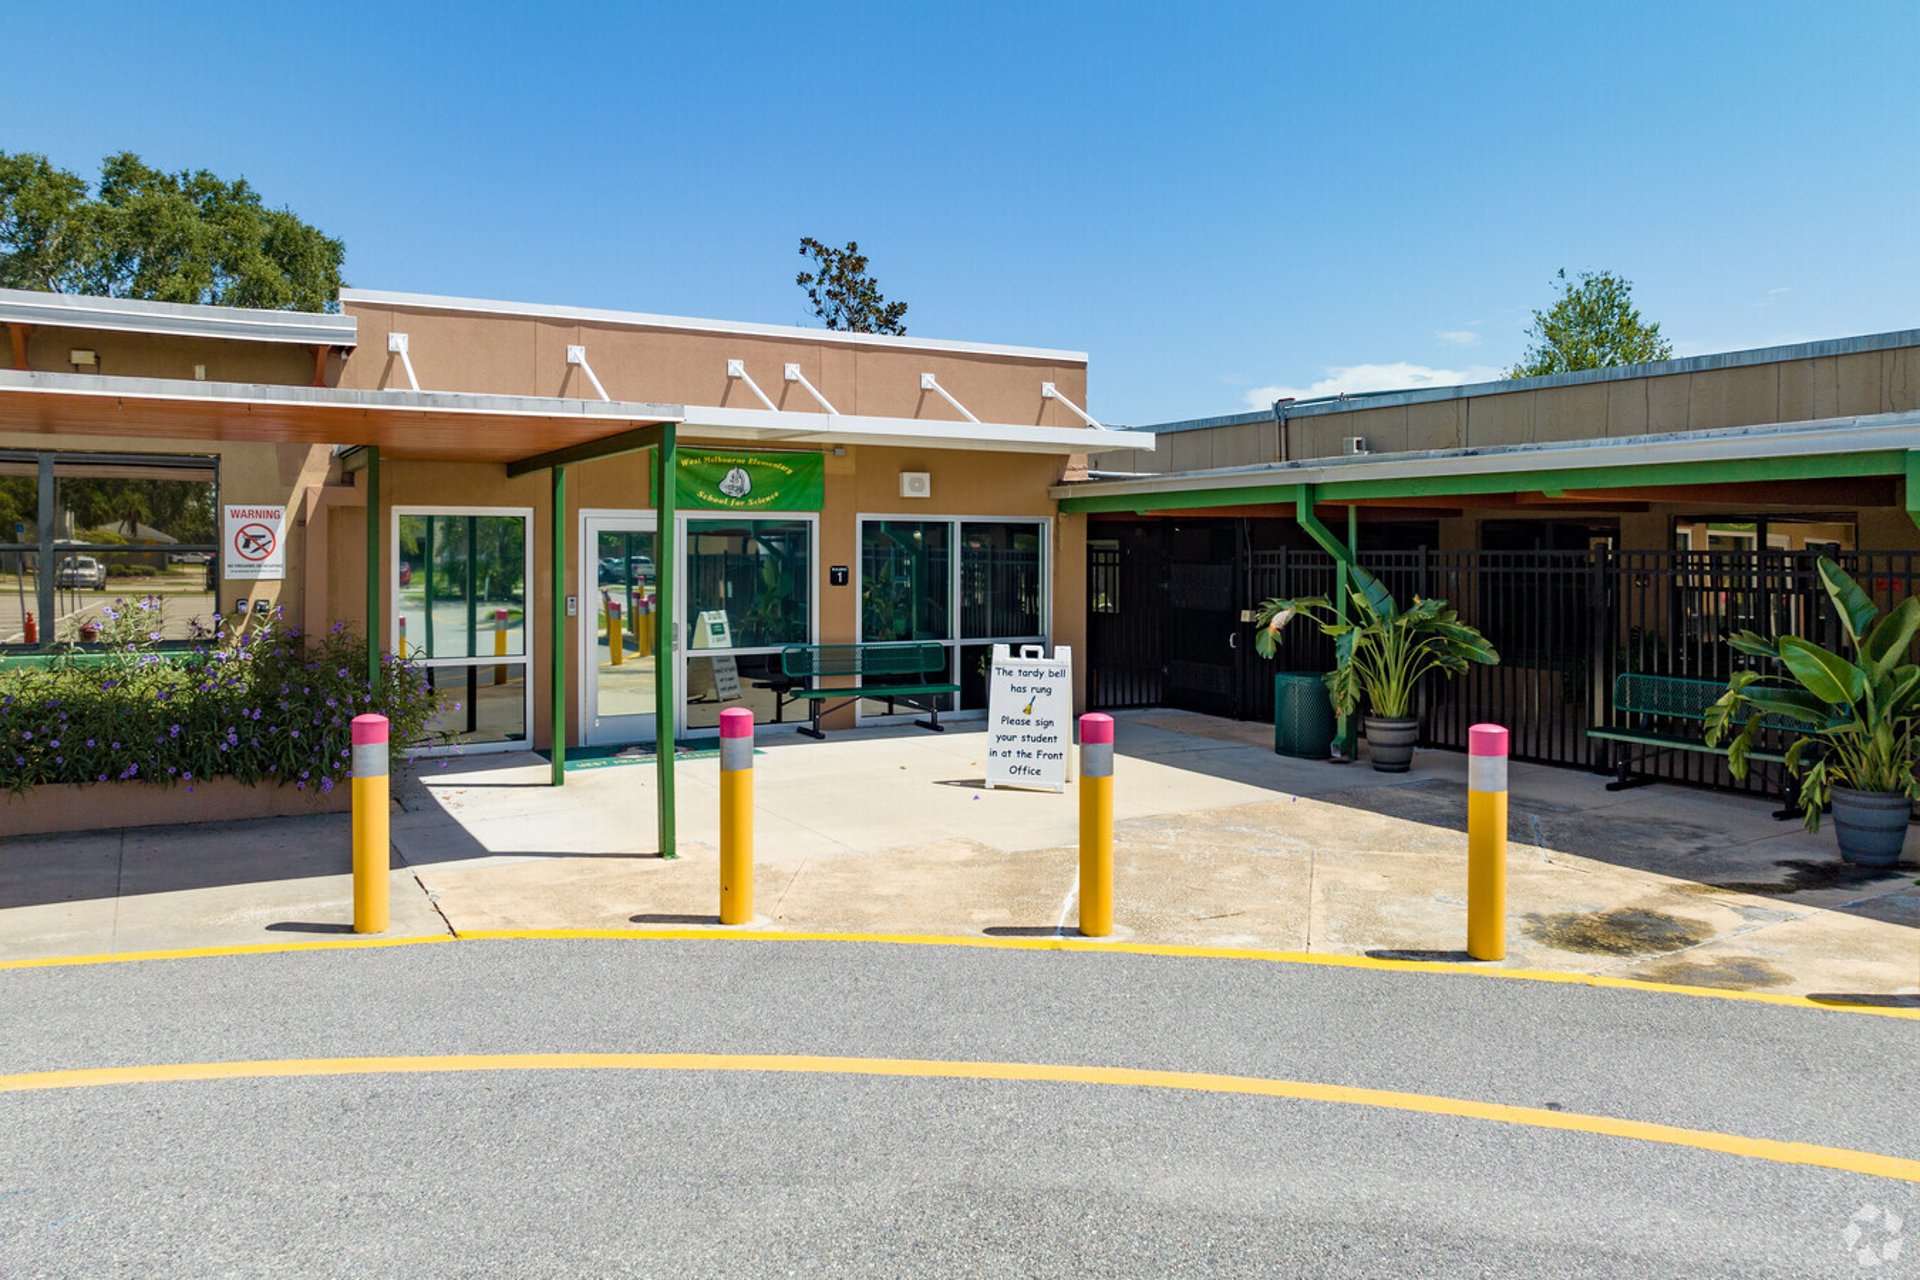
[{"left": 1, "top": 597, "right": 440, "bottom": 796}]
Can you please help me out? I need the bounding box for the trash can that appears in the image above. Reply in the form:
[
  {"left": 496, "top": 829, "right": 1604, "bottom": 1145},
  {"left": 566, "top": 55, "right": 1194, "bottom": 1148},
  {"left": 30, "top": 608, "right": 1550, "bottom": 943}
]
[{"left": 1272, "top": 671, "right": 1335, "bottom": 759}]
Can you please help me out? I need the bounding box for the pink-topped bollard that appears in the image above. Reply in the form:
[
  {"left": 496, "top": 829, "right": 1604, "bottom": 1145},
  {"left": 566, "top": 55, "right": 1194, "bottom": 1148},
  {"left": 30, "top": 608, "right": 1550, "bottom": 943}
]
[
  {"left": 719, "top": 707, "right": 754, "bottom": 924},
  {"left": 1467, "top": 723, "right": 1508, "bottom": 960},
  {"left": 1079, "top": 713, "right": 1115, "bottom": 937},
  {"left": 351, "top": 713, "right": 390, "bottom": 934}
]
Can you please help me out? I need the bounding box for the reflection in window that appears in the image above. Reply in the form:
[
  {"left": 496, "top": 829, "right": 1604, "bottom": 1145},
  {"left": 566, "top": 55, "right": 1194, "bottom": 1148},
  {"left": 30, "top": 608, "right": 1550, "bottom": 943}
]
[
  {"left": 396, "top": 514, "right": 528, "bottom": 661},
  {"left": 4, "top": 451, "right": 219, "bottom": 650},
  {"left": 861, "top": 521, "right": 951, "bottom": 641},
  {"left": 684, "top": 519, "right": 811, "bottom": 650},
  {"left": 961, "top": 522, "right": 1043, "bottom": 639}
]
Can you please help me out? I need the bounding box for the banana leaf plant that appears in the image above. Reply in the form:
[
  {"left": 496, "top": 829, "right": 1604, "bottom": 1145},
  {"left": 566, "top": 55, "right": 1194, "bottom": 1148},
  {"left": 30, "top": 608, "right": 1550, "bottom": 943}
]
[
  {"left": 1704, "top": 556, "right": 1920, "bottom": 831},
  {"left": 1253, "top": 564, "right": 1499, "bottom": 719}
]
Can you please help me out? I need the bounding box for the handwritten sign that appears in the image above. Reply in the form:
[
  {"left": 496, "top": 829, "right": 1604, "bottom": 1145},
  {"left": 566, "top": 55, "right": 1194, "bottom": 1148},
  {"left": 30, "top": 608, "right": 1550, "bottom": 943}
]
[{"left": 984, "top": 643, "right": 1072, "bottom": 793}]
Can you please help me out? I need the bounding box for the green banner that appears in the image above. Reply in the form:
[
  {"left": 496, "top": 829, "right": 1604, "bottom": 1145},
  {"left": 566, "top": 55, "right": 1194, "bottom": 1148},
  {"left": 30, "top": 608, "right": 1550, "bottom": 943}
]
[{"left": 675, "top": 448, "right": 825, "bottom": 512}]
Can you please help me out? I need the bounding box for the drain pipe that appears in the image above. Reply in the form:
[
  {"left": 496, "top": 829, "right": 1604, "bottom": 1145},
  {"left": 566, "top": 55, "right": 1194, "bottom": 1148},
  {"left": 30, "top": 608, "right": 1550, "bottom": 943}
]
[{"left": 1271, "top": 398, "right": 1295, "bottom": 463}]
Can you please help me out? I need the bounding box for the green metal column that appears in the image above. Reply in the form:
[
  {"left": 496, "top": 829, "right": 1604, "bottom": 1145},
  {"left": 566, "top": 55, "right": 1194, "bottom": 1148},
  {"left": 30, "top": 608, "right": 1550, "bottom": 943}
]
[
  {"left": 654, "top": 428, "right": 678, "bottom": 858},
  {"left": 365, "top": 446, "right": 381, "bottom": 690},
  {"left": 1342, "top": 504, "right": 1360, "bottom": 758},
  {"left": 1906, "top": 452, "right": 1920, "bottom": 533},
  {"left": 550, "top": 464, "right": 567, "bottom": 786},
  {"left": 1293, "top": 485, "right": 1357, "bottom": 760}
]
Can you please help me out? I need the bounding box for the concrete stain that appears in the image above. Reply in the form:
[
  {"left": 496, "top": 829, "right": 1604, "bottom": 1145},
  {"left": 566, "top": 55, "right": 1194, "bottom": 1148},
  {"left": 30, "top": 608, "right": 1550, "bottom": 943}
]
[
  {"left": 1694, "top": 859, "right": 1913, "bottom": 897},
  {"left": 1632, "top": 956, "right": 1793, "bottom": 991},
  {"left": 1524, "top": 908, "right": 1714, "bottom": 956}
]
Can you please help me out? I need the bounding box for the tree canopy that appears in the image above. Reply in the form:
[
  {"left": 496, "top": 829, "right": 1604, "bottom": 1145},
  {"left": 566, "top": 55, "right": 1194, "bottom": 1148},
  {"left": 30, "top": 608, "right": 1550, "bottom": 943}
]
[
  {"left": 1508, "top": 268, "right": 1672, "bottom": 379},
  {"left": 0, "top": 151, "right": 344, "bottom": 311},
  {"left": 796, "top": 237, "right": 908, "bottom": 335}
]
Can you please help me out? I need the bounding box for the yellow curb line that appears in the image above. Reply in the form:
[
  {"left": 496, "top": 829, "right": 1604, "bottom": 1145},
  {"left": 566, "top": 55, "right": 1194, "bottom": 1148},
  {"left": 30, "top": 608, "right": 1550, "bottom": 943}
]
[
  {"left": 453, "top": 927, "right": 1920, "bottom": 1020},
  {"left": 1, "top": 927, "right": 1914, "bottom": 1021},
  {"left": 0, "top": 1050, "right": 1913, "bottom": 1185},
  {"left": 0, "top": 934, "right": 452, "bottom": 971}
]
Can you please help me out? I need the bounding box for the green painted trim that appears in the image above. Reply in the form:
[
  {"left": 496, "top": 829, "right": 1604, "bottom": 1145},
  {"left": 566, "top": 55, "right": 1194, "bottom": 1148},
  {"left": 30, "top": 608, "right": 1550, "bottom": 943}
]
[
  {"left": 1058, "top": 451, "right": 1904, "bottom": 515},
  {"left": 654, "top": 429, "right": 678, "bottom": 859},
  {"left": 550, "top": 465, "right": 567, "bottom": 786},
  {"left": 505, "top": 421, "right": 675, "bottom": 479},
  {"left": 1906, "top": 452, "right": 1920, "bottom": 533},
  {"left": 1293, "top": 486, "right": 1353, "bottom": 565},
  {"left": 365, "top": 445, "right": 381, "bottom": 692}
]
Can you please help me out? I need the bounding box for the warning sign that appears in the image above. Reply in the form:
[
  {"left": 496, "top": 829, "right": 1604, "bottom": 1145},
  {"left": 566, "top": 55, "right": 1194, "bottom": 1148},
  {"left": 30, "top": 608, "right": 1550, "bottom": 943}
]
[{"left": 223, "top": 504, "right": 287, "bottom": 581}]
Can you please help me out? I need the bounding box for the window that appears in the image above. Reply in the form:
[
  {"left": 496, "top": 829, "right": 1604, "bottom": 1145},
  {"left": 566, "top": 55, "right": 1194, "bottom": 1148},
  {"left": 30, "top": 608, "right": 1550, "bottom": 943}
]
[
  {"left": 683, "top": 516, "right": 815, "bottom": 732},
  {"left": 395, "top": 509, "right": 531, "bottom": 748},
  {"left": 2, "top": 450, "right": 220, "bottom": 649},
  {"left": 857, "top": 516, "right": 1049, "bottom": 718}
]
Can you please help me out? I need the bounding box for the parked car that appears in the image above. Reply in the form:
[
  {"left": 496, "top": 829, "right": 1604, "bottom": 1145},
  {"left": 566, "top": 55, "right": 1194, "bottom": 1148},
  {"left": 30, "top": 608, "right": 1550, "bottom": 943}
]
[
  {"left": 56, "top": 556, "right": 107, "bottom": 590},
  {"left": 167, "top": 551, "right": 212, "bottom": 565},
  {"left": 399, "top": 560, "right": 413, "bottom": 587}
]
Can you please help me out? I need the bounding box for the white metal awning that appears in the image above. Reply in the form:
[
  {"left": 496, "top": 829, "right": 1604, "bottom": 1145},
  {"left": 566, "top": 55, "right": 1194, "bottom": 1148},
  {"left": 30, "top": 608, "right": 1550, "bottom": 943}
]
[{"left": 681, "top": 404, "right": 1146, "bottom": 455}]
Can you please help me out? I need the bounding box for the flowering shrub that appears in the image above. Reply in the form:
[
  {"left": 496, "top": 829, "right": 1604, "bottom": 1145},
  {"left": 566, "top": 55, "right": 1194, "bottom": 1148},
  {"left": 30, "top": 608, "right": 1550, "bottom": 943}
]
[{"left": 0, "top": 596, "right": 443, "bottom": 796}]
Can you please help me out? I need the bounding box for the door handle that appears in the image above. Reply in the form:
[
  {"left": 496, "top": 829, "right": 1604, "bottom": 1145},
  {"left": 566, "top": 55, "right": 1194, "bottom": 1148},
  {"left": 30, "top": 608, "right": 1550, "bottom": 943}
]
[{"left": 1228, "top": 631, "right": 1240, "bottom": 650}]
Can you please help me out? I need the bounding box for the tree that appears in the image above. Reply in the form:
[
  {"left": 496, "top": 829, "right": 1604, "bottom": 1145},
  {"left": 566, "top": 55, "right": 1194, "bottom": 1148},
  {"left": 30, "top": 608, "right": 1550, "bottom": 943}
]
[
  {"left": 0, "top": 151, "right": 343, "bottom": 311},
  {"left": 796, "top": 237, "right": 908, "bottom": 335},
  {"left": 1508, "top": 268, "right": 1672, "bottom": 379}
]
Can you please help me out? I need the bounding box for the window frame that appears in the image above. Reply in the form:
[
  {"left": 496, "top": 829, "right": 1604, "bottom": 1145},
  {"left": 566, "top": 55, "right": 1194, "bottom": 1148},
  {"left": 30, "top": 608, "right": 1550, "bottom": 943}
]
[
  {"left": 390, "top": 504, "right": 535, "bottom": 755},
  {"left": 854, "top": 512, "right": 1051, "bottom": 725},
  {"left": 675, "top": 510, "right": 820, "bottom": 739}
]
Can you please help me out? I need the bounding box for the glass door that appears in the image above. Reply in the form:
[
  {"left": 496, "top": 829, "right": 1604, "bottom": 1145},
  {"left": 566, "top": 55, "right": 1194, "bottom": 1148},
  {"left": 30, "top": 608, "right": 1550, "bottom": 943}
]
[{"left": 583, "top": 512, "right": 659, "bottom": 746}]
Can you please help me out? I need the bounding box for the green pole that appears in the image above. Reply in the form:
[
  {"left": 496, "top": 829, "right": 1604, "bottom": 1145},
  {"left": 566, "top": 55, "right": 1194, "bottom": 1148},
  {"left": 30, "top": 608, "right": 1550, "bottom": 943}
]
[
  {"left": 551, "top": 464, "right": 567, "bottom": 786},
  {"left": 366, "top": 446, "right": 381, "bottom": 691},
  {"left": 1342, "top": 504, "right": 1360, "bottom": 759},
  {"left": 655, "top": 429, "right": 678, "bottom": 859}
]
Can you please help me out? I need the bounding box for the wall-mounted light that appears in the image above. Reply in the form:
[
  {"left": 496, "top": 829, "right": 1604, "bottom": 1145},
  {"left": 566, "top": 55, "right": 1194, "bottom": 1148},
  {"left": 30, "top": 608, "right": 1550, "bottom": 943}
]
[{"left": 69, "top": 348, "right": 97, "bottom": 369}]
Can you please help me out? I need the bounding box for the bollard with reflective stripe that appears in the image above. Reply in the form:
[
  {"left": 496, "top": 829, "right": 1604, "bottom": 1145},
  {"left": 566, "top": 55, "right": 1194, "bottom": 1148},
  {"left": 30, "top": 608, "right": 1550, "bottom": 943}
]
[
  {"left": 1467, "top": 723, "right": 1508, "bottom": 960},
  {"left": 396, "top": 615, "right": 408, "bottom": 660},
  {"left": 351, "top": 714, "right": 391, "bottom": 934},
  {"left": 494, "top": 607, "right": 510, "bottom": 683},
  {"left": 607, "top": 601, "right": 625, "bottom": 667},
  {"left": 1078, "top": 713, "right": 1115, "bottom": 937},
  {"left": 719, "top": 707, "right": 754, "bottom": 925}
]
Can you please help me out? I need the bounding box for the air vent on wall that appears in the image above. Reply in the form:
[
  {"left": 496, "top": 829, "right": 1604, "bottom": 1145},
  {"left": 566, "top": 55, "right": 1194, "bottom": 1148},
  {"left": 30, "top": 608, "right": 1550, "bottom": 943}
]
[
  {"left": 1343, "top": 436, "right": 1369, "bottom": 456},
  {"left": 899, "top": 471, "right": 932, "bottom": 499}
]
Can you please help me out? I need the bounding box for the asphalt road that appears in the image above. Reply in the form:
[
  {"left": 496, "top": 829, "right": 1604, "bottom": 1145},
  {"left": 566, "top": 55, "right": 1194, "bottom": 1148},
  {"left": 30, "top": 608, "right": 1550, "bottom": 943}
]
[{"left": 0, "top": 938, "right": 1913, "bottom": 1277}]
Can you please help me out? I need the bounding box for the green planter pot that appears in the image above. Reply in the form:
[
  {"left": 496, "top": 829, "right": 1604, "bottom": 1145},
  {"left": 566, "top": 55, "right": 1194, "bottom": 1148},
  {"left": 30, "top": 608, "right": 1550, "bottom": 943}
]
[{"left": 1272, "top": 672, "right": 1335, "bottom": 759}]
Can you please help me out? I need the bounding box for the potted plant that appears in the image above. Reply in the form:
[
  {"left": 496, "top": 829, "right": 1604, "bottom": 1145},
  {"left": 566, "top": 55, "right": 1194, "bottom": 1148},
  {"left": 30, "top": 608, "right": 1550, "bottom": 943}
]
[
  {"left": 1704, "top": 556, "right": 1919, "bottom": 865},
  {"left": 1254, "top": 564, "right": 1499, "bottom": 772}
]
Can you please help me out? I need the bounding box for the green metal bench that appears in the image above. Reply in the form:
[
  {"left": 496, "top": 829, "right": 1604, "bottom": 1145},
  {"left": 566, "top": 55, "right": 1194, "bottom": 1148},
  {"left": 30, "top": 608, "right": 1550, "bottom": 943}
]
[
  {"left": 777, "top": 641, "right": 959, "bottom": 740},
  {"left": 1586, "top": 672, "right": 1803, "bottom": 815}
]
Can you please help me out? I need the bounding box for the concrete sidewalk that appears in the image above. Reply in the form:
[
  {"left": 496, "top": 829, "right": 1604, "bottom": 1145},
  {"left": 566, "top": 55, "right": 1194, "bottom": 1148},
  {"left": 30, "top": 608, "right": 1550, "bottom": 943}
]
[{"left": 3, "top": 710, "right": 1915, "bottom": 996}]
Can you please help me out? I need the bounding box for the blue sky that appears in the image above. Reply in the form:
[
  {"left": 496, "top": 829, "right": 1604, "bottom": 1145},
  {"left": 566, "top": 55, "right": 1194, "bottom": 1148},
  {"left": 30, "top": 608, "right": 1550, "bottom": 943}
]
[{"left": 4, "top": 1, "right": 1916, "bottom": 425}]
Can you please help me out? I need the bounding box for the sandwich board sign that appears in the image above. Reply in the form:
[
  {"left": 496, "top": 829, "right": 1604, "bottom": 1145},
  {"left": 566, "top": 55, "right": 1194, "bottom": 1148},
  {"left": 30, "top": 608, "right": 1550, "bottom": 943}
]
[
  {"left": 984, "top": 643, "right": 1072, "bottom": 792},
  {"left": 691, "top": 609, "right": 742, "bottom": 701},
  {"left": 223, "top": 504, "right": 287, "bottom": 581}
]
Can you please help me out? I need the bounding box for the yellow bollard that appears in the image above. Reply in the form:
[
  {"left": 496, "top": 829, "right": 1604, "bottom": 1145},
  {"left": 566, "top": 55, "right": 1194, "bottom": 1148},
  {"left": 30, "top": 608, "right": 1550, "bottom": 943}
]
[
  {"left": 396, "top": 615, "right": 408, "bottom": 660},
  {"left": 1078, "top": 712, "right": 1114, "bottom": 937},
  {"left": 1467, "top": 723, "right": 1508, "bottom": 960},
  {"left": 351, "top": 713, "right": 391, "bottom": 934},
  {"left": 636, "top": 599, "right": 653, "bottom": 659},
  {"left": 608, "top": 602, "right": 624, "bottom": 667},
  {"left": 494, "top": 607, "right": 509, "bottom": 684},
  {"left": 719, "top": 707, "right": 754, "bottom": 923}
]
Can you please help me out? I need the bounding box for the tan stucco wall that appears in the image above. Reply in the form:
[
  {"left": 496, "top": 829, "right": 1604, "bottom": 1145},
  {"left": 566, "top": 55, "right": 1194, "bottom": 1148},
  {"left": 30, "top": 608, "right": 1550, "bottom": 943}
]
[
  {"left": 337, "top": 301, "right": 1092, "bottom": 432},
  {"left": 13, "top": 325, "right": 317, "bottom": 387}
]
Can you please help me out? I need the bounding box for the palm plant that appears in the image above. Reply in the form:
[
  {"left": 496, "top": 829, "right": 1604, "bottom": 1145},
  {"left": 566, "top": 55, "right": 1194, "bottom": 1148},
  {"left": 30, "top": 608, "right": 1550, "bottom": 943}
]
[
  {"left": 1253, "top": 564, "right": 1499, "bottom": 719},
  {"left": 1704, "top": 556, "right": 1920, "bottom": 831}
]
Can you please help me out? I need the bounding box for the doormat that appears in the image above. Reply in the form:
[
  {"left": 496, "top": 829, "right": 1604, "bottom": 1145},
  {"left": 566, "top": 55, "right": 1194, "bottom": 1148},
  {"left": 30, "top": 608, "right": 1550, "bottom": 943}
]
[{"left": 535, "top": 744, "right": 761, "bottom": 773}]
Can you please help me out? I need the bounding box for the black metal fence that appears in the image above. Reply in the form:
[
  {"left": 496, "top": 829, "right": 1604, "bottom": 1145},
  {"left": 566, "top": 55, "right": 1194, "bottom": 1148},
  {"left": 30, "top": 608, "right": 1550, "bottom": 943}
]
[{"left": 1089, "top": 541, "right": 1920, "bottom": 796}]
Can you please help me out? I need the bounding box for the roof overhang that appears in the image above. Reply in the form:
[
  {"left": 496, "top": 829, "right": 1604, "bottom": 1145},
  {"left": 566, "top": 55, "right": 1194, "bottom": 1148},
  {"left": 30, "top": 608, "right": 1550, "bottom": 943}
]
[
  {"left": 0, "top": 287, "right": 357, "bottom": 349},
  {"left": 678, "top": 404, "right": 1145, "bottom": 456},
  {"left": 0, "top": 370, "right": 1141, "bottom": 469},
  {"left": 0, "top": 369, "right": 679, "bottom": 463},
  {"left": 1053, "top": 411, "right": 1920, "bottom": 512}
]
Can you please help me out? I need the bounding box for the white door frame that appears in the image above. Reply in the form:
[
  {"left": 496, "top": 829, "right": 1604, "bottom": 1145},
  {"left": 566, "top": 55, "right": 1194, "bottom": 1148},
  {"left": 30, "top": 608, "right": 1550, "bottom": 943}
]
[{"left": 579, "top": 508, "right": 660, "bottom": 747}]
